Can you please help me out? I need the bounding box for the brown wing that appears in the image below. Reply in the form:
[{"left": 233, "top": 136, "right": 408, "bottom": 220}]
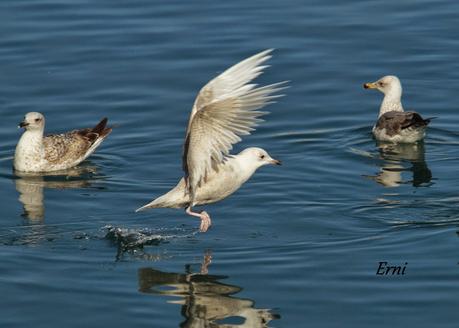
[
  {"left": 376, "top": 111, "right": 430, "bottom": 136},
  {"left": 43, "top": 132, "right": 91, "bottom": 163},
  {"left": 43, "top": 118, "right": 112, "bottom": 164}
]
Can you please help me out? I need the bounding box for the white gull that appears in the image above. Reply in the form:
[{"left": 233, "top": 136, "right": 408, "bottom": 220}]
[{"left": 136, "top": 49, "right": 286, "bottom": 232}]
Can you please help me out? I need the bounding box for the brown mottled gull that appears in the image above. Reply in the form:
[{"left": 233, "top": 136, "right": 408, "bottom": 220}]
[
  {"left": 14, "top": 112, "right": 112, "bottom": 172},
  {"left": 136, "top": 49, "right": 286, "bottom": 232},
  {"left": 363, "top": 75, "right": 432, "bottom": 143}
]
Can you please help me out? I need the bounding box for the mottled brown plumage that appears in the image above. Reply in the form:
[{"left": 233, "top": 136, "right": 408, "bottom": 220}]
[
  {"left": 14, "top": 113, "right": 113, "bottom": 172},
  {"left": 43, "top": 118, "right": 112, "bottom": 164}
]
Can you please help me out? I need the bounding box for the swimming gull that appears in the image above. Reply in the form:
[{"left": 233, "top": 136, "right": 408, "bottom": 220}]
[
  {"left": 14, "top": 112, "right": 112, "bottom": 172},
  {"left": 136, "top": 49, "right": 286, "bottom": 232},
  {"left": 363, "top": 75, "right": 432, "bottom": 143}
]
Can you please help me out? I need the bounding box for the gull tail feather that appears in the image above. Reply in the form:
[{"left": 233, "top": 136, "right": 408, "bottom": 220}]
[
  {"left": 135, "top": 184, "right": 187, "bottom": 212},
  {"left": 91, "top": 117, "right": 113, "bottom": 139},
  {"left": 135, "top": 201, "right": 159, "bottom": 212},
  {"left": 135, "top": 195, "right": 170, "bottom": 212}
]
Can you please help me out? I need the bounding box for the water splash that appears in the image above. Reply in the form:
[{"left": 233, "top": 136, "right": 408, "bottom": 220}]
[{"left": 104, "top": 225, "right": 197, "bottom": 250}]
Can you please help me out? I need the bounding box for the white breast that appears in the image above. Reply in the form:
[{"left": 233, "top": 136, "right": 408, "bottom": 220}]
[{"left": 14, "top": 131, "right": 45, "bottom": 172}]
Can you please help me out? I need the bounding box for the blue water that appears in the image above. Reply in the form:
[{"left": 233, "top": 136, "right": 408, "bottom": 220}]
[{"left": 1, "top": 0, "right": 459, "bottom": 327}]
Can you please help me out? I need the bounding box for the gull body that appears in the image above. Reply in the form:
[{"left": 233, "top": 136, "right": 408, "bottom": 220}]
[
  {"left": 137, "top": 147, "right": 280, "bottom": 210},
  {"left": 137, "top": 50, "right": 286, "bottom": 232},
  {"left": 14, "top": 112, "right": 112, "bottom": 173},
  {"left": 363, "top": 75, "right": 431, "bottom": 143}
]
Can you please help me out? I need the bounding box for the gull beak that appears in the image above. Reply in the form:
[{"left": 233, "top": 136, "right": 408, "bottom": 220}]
[
  {"left": 270, "top": 158, "right": 282, "bottom": 166},
  {"left": 363, "top": 82, "right": 378, "bottom": 89},
  {"left": 18, "top": 121, "right": 29, "bottom": 128}
]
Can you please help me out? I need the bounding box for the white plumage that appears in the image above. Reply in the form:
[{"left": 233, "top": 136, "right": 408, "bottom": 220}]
[{"left": 137, "top": 49, "right": 286, "bottom": 232}]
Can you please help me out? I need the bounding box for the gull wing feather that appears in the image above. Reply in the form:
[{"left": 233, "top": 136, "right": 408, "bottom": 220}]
[
  {"left": 376, "top": 111, "right": 431, "bottom": 136},
  {"left": 182, "top": 49, "right": 287, "bottom": 202},
  {"left": 44, "top": 118, "right": 112, "bottom": 165},
  {"left": 43, "top": 132, "right": 92, "bottom": 164}
]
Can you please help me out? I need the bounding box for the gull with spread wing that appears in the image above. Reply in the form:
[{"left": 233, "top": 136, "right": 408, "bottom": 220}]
[{"left": 136, "top": 49, "right": 286, "bottom": 232}]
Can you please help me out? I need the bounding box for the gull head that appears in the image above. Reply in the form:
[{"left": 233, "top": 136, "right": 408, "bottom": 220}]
[
  {"left": 363, "top": 75, "right": 402, "bottom": 97},
  {"left": 239, "top": 147, "right": 281, "bottom": 168},
  {"left": 19, "top": 112, "right": 45, "bottom": 131}
]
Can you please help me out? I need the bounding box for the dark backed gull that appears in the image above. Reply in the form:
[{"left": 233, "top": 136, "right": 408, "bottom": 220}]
[{"left": 364, "top": 75, "right": 432, "bottom": 143}]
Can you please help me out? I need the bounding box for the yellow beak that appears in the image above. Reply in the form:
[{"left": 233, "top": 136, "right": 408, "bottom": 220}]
[{"left": 363, "top": 82, "right": 378, "bottom": 89}]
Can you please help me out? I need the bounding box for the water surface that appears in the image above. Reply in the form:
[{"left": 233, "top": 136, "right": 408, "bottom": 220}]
[{"left": 1, "top": 0, "right": 459, "bottom": 327}]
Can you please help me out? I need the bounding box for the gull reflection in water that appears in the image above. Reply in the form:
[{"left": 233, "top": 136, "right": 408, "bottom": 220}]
[
  {"left": 14, "top": 165, "right": 99, "bottom": 222},
  {"left": 138, "top": 251, "right": 279, "bottom": 328},
  {"left": 367, "top": 142, "right": 432, "bottom": 187}
]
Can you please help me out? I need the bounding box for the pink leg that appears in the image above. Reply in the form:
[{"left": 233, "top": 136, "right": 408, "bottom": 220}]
[{"left": 186, "top": 206, "right": 212, "bottom": 232}]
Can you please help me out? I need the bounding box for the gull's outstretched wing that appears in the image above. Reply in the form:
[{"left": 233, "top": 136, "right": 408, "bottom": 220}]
[{"left": 182, "top": 49, "right": 287, "bottom": 202}]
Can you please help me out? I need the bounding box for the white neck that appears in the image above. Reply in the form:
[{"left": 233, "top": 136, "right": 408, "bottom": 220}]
[
  {"left": 233, "top": 154, "right": 261, "bottom": 184},
  {"left": 379, "top": 88, "right": 404, "bottom": 117},
  {"left": 14, "top": 129, "right": 45, "bottom": 171}
]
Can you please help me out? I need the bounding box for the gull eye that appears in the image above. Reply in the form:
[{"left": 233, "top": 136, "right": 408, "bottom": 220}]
[
  {"left": 378, "top": 82, "right": 384, "bottom": 87},
  {"left": 35, "top": 118, "right": 41, "bottom": 122},
  {"left": 260, "top": 154, "right": 265, "bottom": 159}
]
